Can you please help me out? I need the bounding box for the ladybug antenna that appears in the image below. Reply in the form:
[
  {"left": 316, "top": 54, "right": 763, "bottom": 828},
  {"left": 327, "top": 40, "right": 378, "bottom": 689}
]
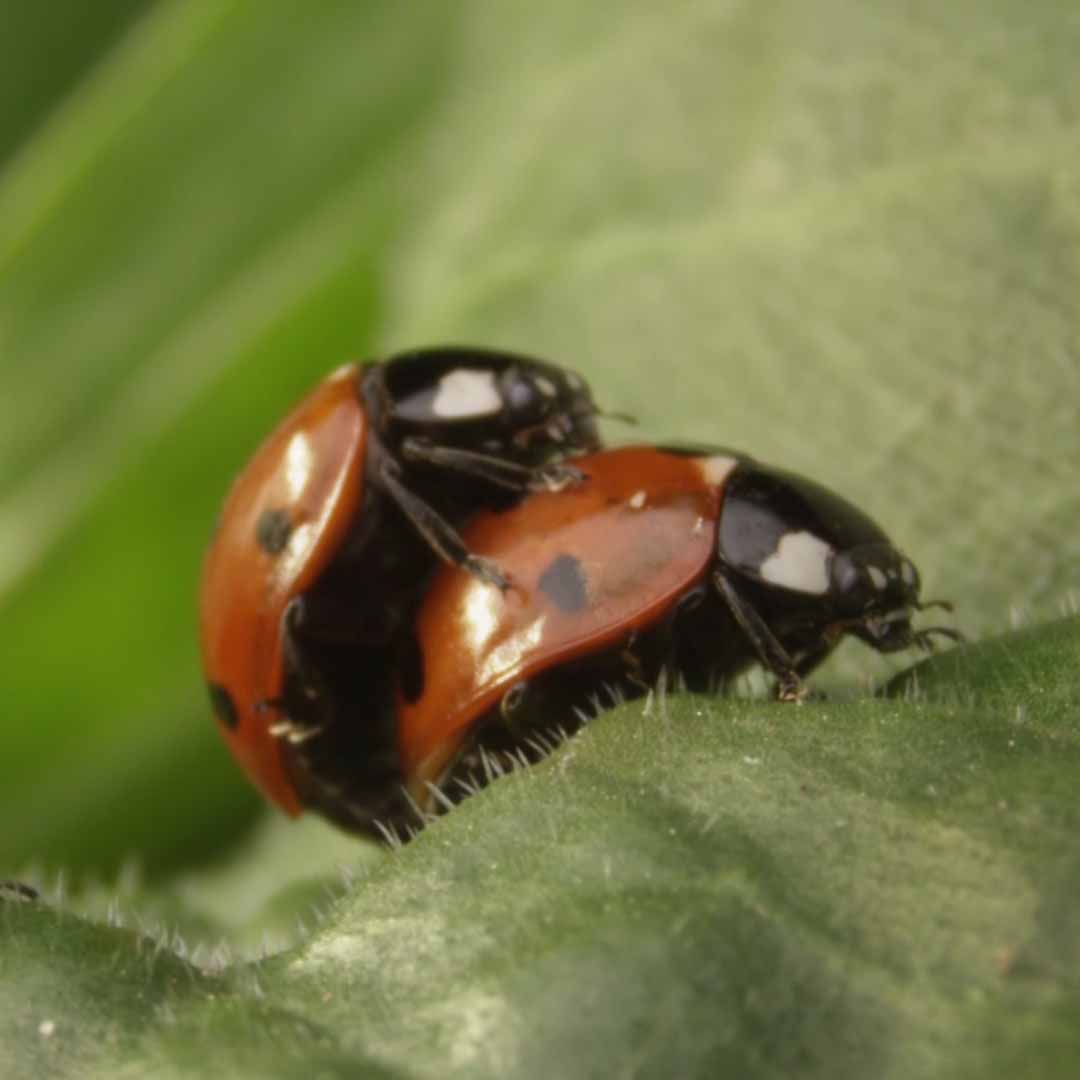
[
  {"left": 595, "top": 407, "right": 638, "bottom": 427},
  {"left": 913, "top": 597, "right": 953, "bottom": 614}
]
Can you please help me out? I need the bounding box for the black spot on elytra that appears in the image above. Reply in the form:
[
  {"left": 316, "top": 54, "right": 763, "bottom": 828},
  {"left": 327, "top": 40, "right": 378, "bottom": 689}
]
[
  {"left": 256, "top": 507, "right": 294, "bottom": 555},
  {"left": 209, "top": 682, "right": 239, "bottom": 730},
  {"left": 538, "top": 553, "right": 588, "bottom": 614}
]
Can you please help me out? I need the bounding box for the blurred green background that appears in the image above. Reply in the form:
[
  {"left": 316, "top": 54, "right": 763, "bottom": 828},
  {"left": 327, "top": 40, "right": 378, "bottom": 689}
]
[{"left": 1, "top": 0, "right": 1077, "bottom": 888}]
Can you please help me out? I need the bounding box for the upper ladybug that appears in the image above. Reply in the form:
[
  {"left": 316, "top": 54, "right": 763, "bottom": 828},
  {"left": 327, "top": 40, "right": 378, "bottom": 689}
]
[{"left": 199, "top": 347, "right": 602, "bottom": 820}]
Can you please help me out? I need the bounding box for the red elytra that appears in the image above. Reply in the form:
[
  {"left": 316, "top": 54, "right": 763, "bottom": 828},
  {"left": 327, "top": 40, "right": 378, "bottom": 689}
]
[
  {"left": 397, "top": 446, "right": 728, "bottom": 801},
  {"left": 395, "top": 441, "right": 961, "bottom": 823},
  {"left": 199, "top": 365, "right": 366, "bottom": 813}
]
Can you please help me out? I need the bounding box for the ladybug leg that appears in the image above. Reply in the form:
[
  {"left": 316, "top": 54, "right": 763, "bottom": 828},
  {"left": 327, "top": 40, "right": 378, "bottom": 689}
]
[
  {"left": 499, "top": 680, "right": 530, "bottom": 725},
  {"left": 261, "top": 597, "right": 338, "bottom": 745},
  {"left": 280, "top": 598, "right": 328, "bottom": 705},
  {"left": 401, "top": 438, "right": 585, "bottom": 494},
  {"left": 378, "top": 458, "right": 510, "bottom": 590},
  {"left": 791, "top": 642, "right": 835, "bottom": 680},
  {"left": 0, "top": 880, "right": 39, "bottom": 902},
  {"left": 711, "top": 570, "right": 806, "bottom": 702}
]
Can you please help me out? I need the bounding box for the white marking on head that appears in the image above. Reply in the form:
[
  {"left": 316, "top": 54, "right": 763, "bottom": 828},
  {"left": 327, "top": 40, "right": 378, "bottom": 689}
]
[
  {"left": 565, "top": 371, "right": 584, "bottom": 390},
  {"left": 867, "top": 566, "right": 888, "bottom": 590},
  {"left": 900, "top": 559, "right": 918, "bottom": 588},
  {"left": 760, "top": 531, "right": 834, "bottom": 594},
  {"left": 694, "top": 454, "right": 738, "bottom": 488},
  {"left": 431, "top": 369, "right": 501, "bottom": 419},
  {"left": 534, "top": 375, "right": 558, "bottom": 398},
  {"left": 628, "top": 490, "right": 647, "bottom": 510}
]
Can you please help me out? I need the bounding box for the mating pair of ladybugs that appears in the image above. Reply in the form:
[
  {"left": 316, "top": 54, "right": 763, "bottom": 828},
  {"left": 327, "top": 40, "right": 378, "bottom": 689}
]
[{"left": 200, "top": 347, "right": 959, "bottom": 837}]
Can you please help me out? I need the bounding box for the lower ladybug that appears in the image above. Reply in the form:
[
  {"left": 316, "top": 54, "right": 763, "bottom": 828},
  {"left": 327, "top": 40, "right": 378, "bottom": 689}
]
[
  {"left": 395, "top": 445, "right": 961, "bottom": 816},
  {"left": 200, "top": 346, "right": 601, "bottom": 822}
]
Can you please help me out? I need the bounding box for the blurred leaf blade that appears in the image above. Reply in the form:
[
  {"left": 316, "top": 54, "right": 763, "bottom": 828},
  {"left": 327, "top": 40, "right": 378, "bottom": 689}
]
[
  {"left": 0, "top": 1, "right": 1078, "bottom": 1071},
  {"left": 0, "top": 0, "right": 456, "bottom": 874},
  {"left": 0, "top": 0, "right": 230, "bottom": 267},
  {"left": 0, "top": 0, "right": 155, "bottom": 172}
]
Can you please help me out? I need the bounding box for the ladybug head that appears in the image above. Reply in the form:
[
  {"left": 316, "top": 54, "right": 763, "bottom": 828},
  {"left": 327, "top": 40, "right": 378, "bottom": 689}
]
[
  {"left": 829, "top": 542, "right": 918, "bottom": 614},
  {"left": 717, "top": 461, "right": 960, "bottom": 655},
  {"left": 497, "top": 360, "right": 600, "bottom": 456},
  {"left": 827, "top": 542, "right": 949, "bottom": 653},
  {"left": 375, "top": 347, "right": 600, "bottom": 457}
]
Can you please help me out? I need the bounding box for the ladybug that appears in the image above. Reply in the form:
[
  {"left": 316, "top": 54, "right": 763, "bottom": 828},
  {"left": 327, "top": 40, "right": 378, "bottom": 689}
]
[
  {"left": 395, "top": 445, "right": 961, "bottom": 816},
  {"left": 200, "top": 347, "right": 601, "bottom": 822}
]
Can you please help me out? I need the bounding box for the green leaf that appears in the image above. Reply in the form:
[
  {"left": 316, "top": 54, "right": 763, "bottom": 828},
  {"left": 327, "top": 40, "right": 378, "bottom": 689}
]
[
  {"left": 0, "top": 0, "right": 153, "bottom": 168},
  {"left": 6, "top": 619, "right": 1080, "bottom": 1077},
  {"left": 888, "top": 614, "right": 1080, "bottom": 712},
  {"left": 1, "top": 0, "right": 1079, "bottom": 1074}
]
